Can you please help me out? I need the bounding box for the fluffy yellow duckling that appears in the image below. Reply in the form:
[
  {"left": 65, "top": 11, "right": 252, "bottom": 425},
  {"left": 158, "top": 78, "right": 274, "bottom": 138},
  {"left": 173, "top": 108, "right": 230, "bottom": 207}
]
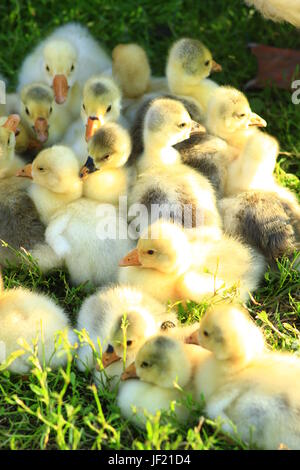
[
  {"left": 205, "top": 86, "right": 294, "bottom": 200},
  {"left": 17, "top": 145, "right": 82, "bottom": 225},
  {"left": 20, "top": 150, "right": 133, "bottom": 286},
  {"left": 20, "top": 83, "right": 72, "bottom": 148},
  {"left": 206, "top": 86, "right": 267, "bottom": 152},
  {"left": 128, "top": 94, "right": 204, "bottom": 165},
  {"left": 15, "top": 146, "right": 83, "bottom": 271},
  {"left": 245, "top": 0, "right": 300, "bottom": 27},
  {"left": 0, "top": 273, "right": 75, "bottom": 374},
  {"left": 193, "top": 304, "right": 300, "bottom": 449},
  {"left": 118, "top": 335, "right": 210, "bottom": 427},
  {"left": 137, "top": 97, "right": 203, "bottom": 172},
  {"left": 18, "top": 23, "right": 111, "bottom": 117},
  {"left": 112, "top": 43, "right": 168, "bottom": 100},
  {"left": 63, "top": 75, "right": 126, "bottom": 164},
  {"left": 80, "top": 122, "right": 133, "bottom": 205},
  {"left": 17, "top": 145, "right": 133, "bottom": 282},
  {"left": 0, "top": 114, "right": 24, "bottom": 178},
  {"left": 112, "top": 44, "right": 151, "bottom": 99},
  {"left": 76, "top": 284, "right": 177, "bottom": 372},
  {"left": 118, "top": 220, "right": 265, "bottom": 303},
  {"left": 127, "top": 98, "right": 221, "bottom": 231},
  {"left": 202, "top": 87, "right": 300, "bottom": 257},
  {"left": 190, "top": 304, "right": 266, "bottom": 368},
  {"left": 128, "top": 98, "right": 221, "bottom": 231},
  {"left": 166, "top": 38, "right": 222, "bottom": 115}
]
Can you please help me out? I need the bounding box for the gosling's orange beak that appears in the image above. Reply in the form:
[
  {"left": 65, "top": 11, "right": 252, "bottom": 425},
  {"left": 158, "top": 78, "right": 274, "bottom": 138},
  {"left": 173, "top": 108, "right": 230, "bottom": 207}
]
[
  {"left": 185, "top": 330, "right": 200, "bottom": 345},
  {"left": 101, "top": 349, "right": 120, "bottom": 368},
  {"left": 16, "top": 163, "right": 33, "bottom": 179},
  {"left": 249, "top": 112, "right": 267, "bottom": 128},
  {"left": 121, "top": 362, "right": 138, "bottom": 381},
  {"left": 119, "top": 248, "right": 141, "bottom": 267},
  {"left": 190, "top": 120, "right": 206, "bottom": 135},
  {"left": 53, "top": 74, "right": 69, "bottom": 104},
  {"left": 34, "top": 118, "right": 49, "bottom": 143},
  {"left": 85, "top": 117, "right": 103, "bottom": 141},
  {"left": 211, "top": 60, "right": 222, "bottom": 73},
  {"left": 2, "top": 114, "right": 20, "bottom": 134}
]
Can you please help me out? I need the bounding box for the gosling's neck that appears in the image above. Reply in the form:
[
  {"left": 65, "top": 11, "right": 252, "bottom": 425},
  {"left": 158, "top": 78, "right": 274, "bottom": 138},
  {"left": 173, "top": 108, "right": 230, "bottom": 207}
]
[
  {"left": 141, "top": 131, "right": 181, "bottom": 171},
  {"left": 223, "top": 129, "right": 255, "bottom": 151},
  {"left": 167, "top": 68, "right": 209, "bottom": 108},
  {"left": 28, "top": 181, "right": 82, "bottom": 225},
  {"left": 215, "top": 348, "right": 261, "bottom": 376}
]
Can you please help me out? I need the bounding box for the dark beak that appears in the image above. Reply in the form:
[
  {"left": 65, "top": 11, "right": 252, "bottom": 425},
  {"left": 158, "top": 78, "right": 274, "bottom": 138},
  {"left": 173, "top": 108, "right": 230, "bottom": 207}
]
[
  {"left": 79, "top": 156, "right": 98, "bottom": 179},
  {"left": 190, "top": 120, "right": 206, "bottom": 135}
]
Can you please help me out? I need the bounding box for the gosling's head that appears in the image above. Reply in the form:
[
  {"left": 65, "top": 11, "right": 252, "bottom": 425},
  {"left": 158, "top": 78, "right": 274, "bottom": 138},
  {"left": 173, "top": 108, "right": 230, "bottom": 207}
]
[
  {"left": 197, "top": 304, "right": 265, "bottom": 362},
  {"left": 206, "top": 86, "right": 267, "bottom": 139},
  {"left": 17, "top": 145, "right": 82, "bottom": 195},
  {"left": 20, "top": 83, "right": 54, "bottom": 143},
  {"left": 119, "top": 220, "right": 191, "bottom": 275},
  {"left": 123, "top": 335, "right": 192, "bottom": 389},
  {"left": 0, "top": 115, "right": 19, "bottom": 169},
  {"left": 166, "top": 38, "right": 222, "bottom": 87},
  {"left": 106, "top": 309, "right": 158, "bottom": 366},
  {"left": 82, "top": 76, "right": 122, "bottom": 141},
  {"left": 43, "top": 39, "right": 77, "bottom": 104},
  {"left": 144, "top": 98, "right": 200, "bottom": 148},
  {"left": 112, "top": 43, "right": 151, "bottom": 98},
  {"left": 86, "top": 122, "right": 131, "bottom": 170}
]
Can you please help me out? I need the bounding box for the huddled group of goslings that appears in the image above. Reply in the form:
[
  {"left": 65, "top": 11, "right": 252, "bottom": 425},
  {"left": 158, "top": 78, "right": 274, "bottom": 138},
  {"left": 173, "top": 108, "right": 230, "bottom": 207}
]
[{"left": 0, "top": 23, "right": 299, "bottom": 450}]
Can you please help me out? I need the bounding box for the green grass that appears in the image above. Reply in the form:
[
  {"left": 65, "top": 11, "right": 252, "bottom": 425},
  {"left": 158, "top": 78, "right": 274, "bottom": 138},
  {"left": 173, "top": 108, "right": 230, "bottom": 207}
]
[{"left": 0, "top": 0, "right": 299, "bottom": 450}]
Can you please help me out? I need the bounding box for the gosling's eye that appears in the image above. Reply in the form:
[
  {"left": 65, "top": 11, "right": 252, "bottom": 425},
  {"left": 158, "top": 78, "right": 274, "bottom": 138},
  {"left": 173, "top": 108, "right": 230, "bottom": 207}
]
[
  {"left": 49, "top": 107, "right": 53, "bottom": 114},
  {"left": 141, "top": 361, "right": 150, "bottom": 368},
  {"left": 38, "top": 167, "right": 45, "bottom": 172},
  {"left": 203, "top": 330, "right": 209, "bottom": 337},
  {"left": 82, "top": 104, "right": 86, "bottom": 111},
  {"left": 178, "top": 122, "right": 187, "bottom": 128},
  {"left": 106, "top": 105, "right": 112, "bottom": 113},
  {"left": 102, "top": 154, "right": 110, "bottom": 161},
  {"left": 204, "top": 60, "right": 210, "bottom": 66},
  {"left": 7, "top": 137, "right": 10, "bottom": 145},
  {"left": 147, "top": 250, "right": 155, "bottom": 255},
  {"left": 71, "top": 64, "right": 75, "bottom": 72},
  {"left": 239, "top": 113, "right": 246, "bottom": 118},
  {"left": 126, "top": 340, "right": 133, "bottom": 347},
  {"left": 25, "top": 107, "right": 30, "bottom": 116},
  {"left": 46, "top": 65, "right": 50, "bottom": 72}
]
